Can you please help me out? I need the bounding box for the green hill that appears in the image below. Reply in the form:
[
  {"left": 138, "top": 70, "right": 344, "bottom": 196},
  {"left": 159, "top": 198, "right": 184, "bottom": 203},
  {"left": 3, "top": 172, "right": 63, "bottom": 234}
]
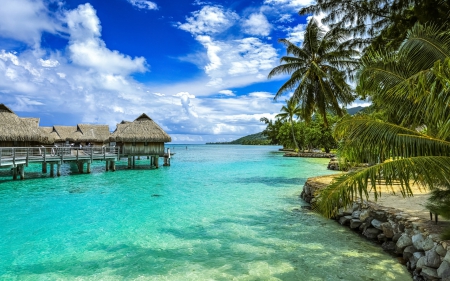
[
  {"left": 346, "top": 106, "right": 366, "bottom": 115},
  {"left": 207, "top": 132, "right": 270, "bottom": 145}
]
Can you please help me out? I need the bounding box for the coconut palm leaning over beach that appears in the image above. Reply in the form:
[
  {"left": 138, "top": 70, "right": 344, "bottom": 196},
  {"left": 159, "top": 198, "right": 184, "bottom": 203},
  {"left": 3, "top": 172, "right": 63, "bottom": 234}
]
[
  {"left": 314, "top": 23, "right": 450, "bottom": 237},
  {"left": 268, "top": 18, "right": 359, "bottom": 126}
]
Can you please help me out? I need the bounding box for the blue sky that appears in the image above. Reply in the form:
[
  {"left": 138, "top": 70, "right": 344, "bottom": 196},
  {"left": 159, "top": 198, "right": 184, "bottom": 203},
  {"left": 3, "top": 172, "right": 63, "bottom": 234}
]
[{"left": 0, "top": 0, "right": 366, "bottom": 143}]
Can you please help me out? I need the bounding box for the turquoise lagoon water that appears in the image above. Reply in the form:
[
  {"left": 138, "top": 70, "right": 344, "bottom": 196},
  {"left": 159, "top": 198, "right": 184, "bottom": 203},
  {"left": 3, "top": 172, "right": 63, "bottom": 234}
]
[{"left": 0, "top": 145, "right": 411, "bottom": 280}]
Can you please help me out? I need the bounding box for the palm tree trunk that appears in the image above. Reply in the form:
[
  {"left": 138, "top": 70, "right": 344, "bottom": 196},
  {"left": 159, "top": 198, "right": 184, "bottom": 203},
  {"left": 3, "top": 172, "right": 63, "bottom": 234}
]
[{"left": 290, "top": 121, "right": 299, "bottom": 151}]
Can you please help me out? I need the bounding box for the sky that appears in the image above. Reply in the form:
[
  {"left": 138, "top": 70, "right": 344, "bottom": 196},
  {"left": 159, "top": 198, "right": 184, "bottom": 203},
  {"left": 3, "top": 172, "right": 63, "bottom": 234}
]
[{"left": 0, "top": 0, "right": 367, "bottom": 143}]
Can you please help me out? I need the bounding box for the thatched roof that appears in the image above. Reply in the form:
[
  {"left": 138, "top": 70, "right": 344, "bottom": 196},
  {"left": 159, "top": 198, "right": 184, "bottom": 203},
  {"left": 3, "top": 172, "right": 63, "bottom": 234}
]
[
  {"left": 77, "top": 124, "right": 110, "bottom": 142},
  {"left": 40, "top": 127, "right": 53, "bottom": 134},
  {"left": 21, "top": 117, "right": 40, "bottom": 128},
  {"left": 52, "top": 124, "right": 110, "bottom": 143},
  {"left": 110, "top": 113, "right": 171, "bottom": 142},
  {"left": 0, "top": 104, "right": 54, "bottom": 144},
  {"left": 53, "top": 126, "right": 81, "bottom": 142}
]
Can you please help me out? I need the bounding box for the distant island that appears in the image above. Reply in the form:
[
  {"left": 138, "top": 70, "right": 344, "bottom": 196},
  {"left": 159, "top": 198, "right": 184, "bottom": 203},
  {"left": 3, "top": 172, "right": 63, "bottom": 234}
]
[{"left": 206, "top": 132, "right": 271, "bottom": 145}]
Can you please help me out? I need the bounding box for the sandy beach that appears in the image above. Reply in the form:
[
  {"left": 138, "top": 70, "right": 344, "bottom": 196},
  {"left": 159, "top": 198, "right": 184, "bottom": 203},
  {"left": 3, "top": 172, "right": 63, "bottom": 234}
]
[{"left": 310, "top": 173, "right": 450, "bottom": 230}]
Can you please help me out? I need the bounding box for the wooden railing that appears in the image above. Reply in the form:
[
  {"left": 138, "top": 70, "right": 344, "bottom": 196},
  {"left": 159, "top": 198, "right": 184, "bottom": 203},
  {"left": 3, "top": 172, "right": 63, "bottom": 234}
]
[{"left": 0, "top": 146, "right": 118, "bottom": 166}]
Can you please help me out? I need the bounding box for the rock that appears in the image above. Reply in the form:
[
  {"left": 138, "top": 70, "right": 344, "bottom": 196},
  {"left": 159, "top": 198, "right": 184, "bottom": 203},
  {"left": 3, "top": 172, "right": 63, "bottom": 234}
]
[
  {"left": 359, "top": 209, "right": 370, "bottom": 221},
  {"left": 403, "top": 246, "right": 418, "bottom": 260},
  {"left": 445, "top": 251, "right": 450, "bottom": 264},
  {"left": 351, "top": 210, "right": 361, "bottom": 219},
  {"left": 350, "top": 219, "right": 362, "bottom": 229},
  {"left": 413, "top": 252, "right": 425, "bottom": 263},
  {"left": 417, "top": 256, "right": 426, "bottom": 269},
  {"left": 371, "top": 219, "right": 383, "bottom": 230},
  {"left": 339, "top": 215, "right": 353, "bottom": 225},
  {"left": 372, "top": 210, "right": 387, "bottom": 221},
  {"left": 422, "top": 237, "right": 435, "bottom": 251},
  {"left": 409, "top": 252, "right": 426, "bottom": 268},
  {"left": 438, "top": 261, "right": 450, "bottom": 279},
  {"left": 393, "top": 232, "right": 403, "bottom": 243},
  {"left": 412, "top": 234, "right": 425, "bottom": 250},
  {"left": 382, "top": 241, "right": 396, "bottom": 252},
  {"left": 425, "top": 246, "right": 442, "bottom": 268},
  {"left": 436, "top": 245, "right": 447, "bottom": 257},
  {"left": 359, "top": 222, "right": 367, "bottom": 231},
  {"left": 339, "top": 207, "right": 353, "bottom": 216},
  {"left": 421, "top": 266, "right": 439, "bottom": 279},
  {"left": 397, "top": 234, "right": 413, "bottom": 250},
  {"left": 377, "top": 233, "right": 386, "bottom": 241},
  {"left": 363, "top": 227, "right": 381, "bottom": 239},
  {"left": 381, "top": 222, "right": 395, "bottom": 238}
]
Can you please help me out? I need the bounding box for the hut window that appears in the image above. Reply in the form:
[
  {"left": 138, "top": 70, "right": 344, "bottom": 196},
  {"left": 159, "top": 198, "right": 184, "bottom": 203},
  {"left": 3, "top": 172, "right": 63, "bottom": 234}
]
[{"left": 144, "top": 142, "right": 148, "bottom": 146}]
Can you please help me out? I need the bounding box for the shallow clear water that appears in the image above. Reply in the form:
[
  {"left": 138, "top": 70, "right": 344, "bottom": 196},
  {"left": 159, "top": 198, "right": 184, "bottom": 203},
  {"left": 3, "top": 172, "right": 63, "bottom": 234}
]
[{"left": 0, "top": 145, "right": 411, "bottom": 280}]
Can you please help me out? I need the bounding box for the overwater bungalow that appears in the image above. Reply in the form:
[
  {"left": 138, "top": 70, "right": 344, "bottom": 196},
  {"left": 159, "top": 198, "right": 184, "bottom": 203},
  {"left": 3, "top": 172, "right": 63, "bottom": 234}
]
[
  {"left": 76, "top": 124, "right": 110, "bottom": 146},
  {"left": 110, "top": 113, "right": 171, "bottom": 168},
  {"left": 49, "top": 125, "right": 109, "bottom": 147},
  {"left": 0, "top": 104, "right": 54, "bottom": 147}
]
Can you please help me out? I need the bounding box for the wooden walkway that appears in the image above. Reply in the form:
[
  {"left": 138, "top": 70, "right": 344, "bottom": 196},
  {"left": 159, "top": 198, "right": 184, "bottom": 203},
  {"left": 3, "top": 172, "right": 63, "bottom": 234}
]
[{"left": 0, "top": 146, "right": 118, "bottom": 168}]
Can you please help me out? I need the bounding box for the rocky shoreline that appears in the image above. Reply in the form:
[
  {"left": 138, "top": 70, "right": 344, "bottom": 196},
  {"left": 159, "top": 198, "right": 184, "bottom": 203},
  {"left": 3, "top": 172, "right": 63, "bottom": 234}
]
[
  {"left": 301, "top": 176, "right": 450, "bottom": 281},
  {"left": 284, "top": 152, "right": 336, "bottom": 158}
]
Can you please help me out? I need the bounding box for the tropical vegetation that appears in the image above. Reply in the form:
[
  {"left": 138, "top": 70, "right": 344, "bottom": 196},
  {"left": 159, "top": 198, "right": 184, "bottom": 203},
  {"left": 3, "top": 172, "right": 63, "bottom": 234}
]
[
  {"left": 268, "top": 19, "right": 359, "bottom": 126},
  {"left": 300, "top": 0, "right": 450, "bottom": 51},
  {"left": 312, "top": 23, "right": 450, "bottom": 239},
  {"left": 275, "top": 99, "right": 303, "bottom": 151}
]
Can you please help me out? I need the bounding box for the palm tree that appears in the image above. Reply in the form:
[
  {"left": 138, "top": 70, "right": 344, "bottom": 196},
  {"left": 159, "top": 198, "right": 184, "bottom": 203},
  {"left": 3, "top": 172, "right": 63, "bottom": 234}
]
[
  {"left": 276, "top": 98, "right": 303, "bottom": 151},
  {"left": 314, "top": 23, "right": 450, "bottom": 221},
  {"left": 268, "top": 18, "right": 359, "bottom": 127}
]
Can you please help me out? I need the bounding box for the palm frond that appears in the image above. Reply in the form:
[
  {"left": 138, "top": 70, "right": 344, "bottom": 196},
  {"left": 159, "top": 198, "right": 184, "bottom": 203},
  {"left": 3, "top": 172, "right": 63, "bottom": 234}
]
[{"left": 315, "top": 156, "right": 450, "bottom": 218}]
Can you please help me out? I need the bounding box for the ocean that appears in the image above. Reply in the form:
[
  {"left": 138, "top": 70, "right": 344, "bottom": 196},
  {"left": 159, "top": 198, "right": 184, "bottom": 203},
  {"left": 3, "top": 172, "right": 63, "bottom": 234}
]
[{"left": 0, "top": 145, "right": 411, "bottom": 280}]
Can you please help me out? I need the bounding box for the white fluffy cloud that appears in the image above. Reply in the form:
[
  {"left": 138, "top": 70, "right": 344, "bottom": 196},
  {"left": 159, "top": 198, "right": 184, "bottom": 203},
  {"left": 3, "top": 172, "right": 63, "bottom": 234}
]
[
  {"left": 177, "top": 6, "right": 239, "bottom": 35},
  {"left": 66, "top": 4, "right": 147, "bottom": 75},
  {"left": 218, "top": 90, "right": 235, "bottom": 96},
  {"left": 242, "top": 13, "right": 272, "bottom": 37},
  {"left": 128, "top": 0, "right": 158, "bottom": 10},
  {"left": 264, "top": 0, "right": 315, "bottom": 10},
  {"left": 193, "top": 36, "right": 277, "bottom": 88},
  {"left": 0, "top": 0, "right": 62, "bottom": 47},
  {"left": 173, "top": 92, "right": 198, "bottom": 117}
]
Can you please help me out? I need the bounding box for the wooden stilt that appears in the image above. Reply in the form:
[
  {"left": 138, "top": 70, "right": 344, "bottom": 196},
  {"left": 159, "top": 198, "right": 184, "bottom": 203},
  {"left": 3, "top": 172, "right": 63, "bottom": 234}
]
[
  {"left": 13, "top": 167, "right": 17, "bottom": 180},
  {"left": 155, "top": 156, "right": 159, "bottom": 168},
  {"left": 150, "top": 156, "right": 153, "bottom": 167},
  {"left": 42, "top": 162, "right": 47, "bottom": 174},
  {"left": 128, "top": 157, "right": 132, "bottom": 169},
  {"left": 137, "top": 156, "right": 141, "bottom": 160},
  {"left": 78, "top": 162, "right": 84, "bottom": 174},
  {"left": 147, "top": 156, "right": 150, "bottom": 159},
  {"left": 106, "top": 160, "right": 109, "bottom": 171},
  {"left": 132, "top": 156, "right": 136, "bottom": 168},
  {"left": 50, "top": 163, "right": 54, "bottom": 177},
  {"left": 111, "top": 161, "right": 116, "bottom": 171},
  {"left": 57, "top": 164, "right": 61, "bottom": 176},
  {"left": 87, "top": 162, "right": 91, "bottom": 173},
  {"left": 19, "top": 165, "right": 25, "bottom": 180}
]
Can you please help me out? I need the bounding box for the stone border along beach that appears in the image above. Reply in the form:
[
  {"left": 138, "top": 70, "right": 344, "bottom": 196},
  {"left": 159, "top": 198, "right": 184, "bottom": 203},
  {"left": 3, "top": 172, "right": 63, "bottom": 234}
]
[{"left": 300, "top": 175, "right": 450, "bottom": 281}]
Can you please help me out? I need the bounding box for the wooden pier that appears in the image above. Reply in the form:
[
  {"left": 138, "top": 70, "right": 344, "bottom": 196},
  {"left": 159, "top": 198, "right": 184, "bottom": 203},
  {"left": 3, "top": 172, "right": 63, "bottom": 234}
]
[{"left": 0, "top": 146, "right": 172, "bottom": 180}]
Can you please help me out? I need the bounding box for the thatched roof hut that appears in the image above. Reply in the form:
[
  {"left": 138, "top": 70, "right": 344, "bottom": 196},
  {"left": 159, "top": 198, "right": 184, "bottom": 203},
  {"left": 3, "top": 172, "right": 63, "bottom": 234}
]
[
  {"left": 51, "top": 124, "right": 110, "bottom": 144},
  {"left": 0, "top": 104, "right": 54, "bottom": 144},
  {"left": 52, "top": 126, "right": 80, "bottom": 142},
  {"left": 77, "top": 124, "right": 110, "bottom": 143},
  {"left": 110, "top": 114, "right": 171, "bottom": 143}
]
